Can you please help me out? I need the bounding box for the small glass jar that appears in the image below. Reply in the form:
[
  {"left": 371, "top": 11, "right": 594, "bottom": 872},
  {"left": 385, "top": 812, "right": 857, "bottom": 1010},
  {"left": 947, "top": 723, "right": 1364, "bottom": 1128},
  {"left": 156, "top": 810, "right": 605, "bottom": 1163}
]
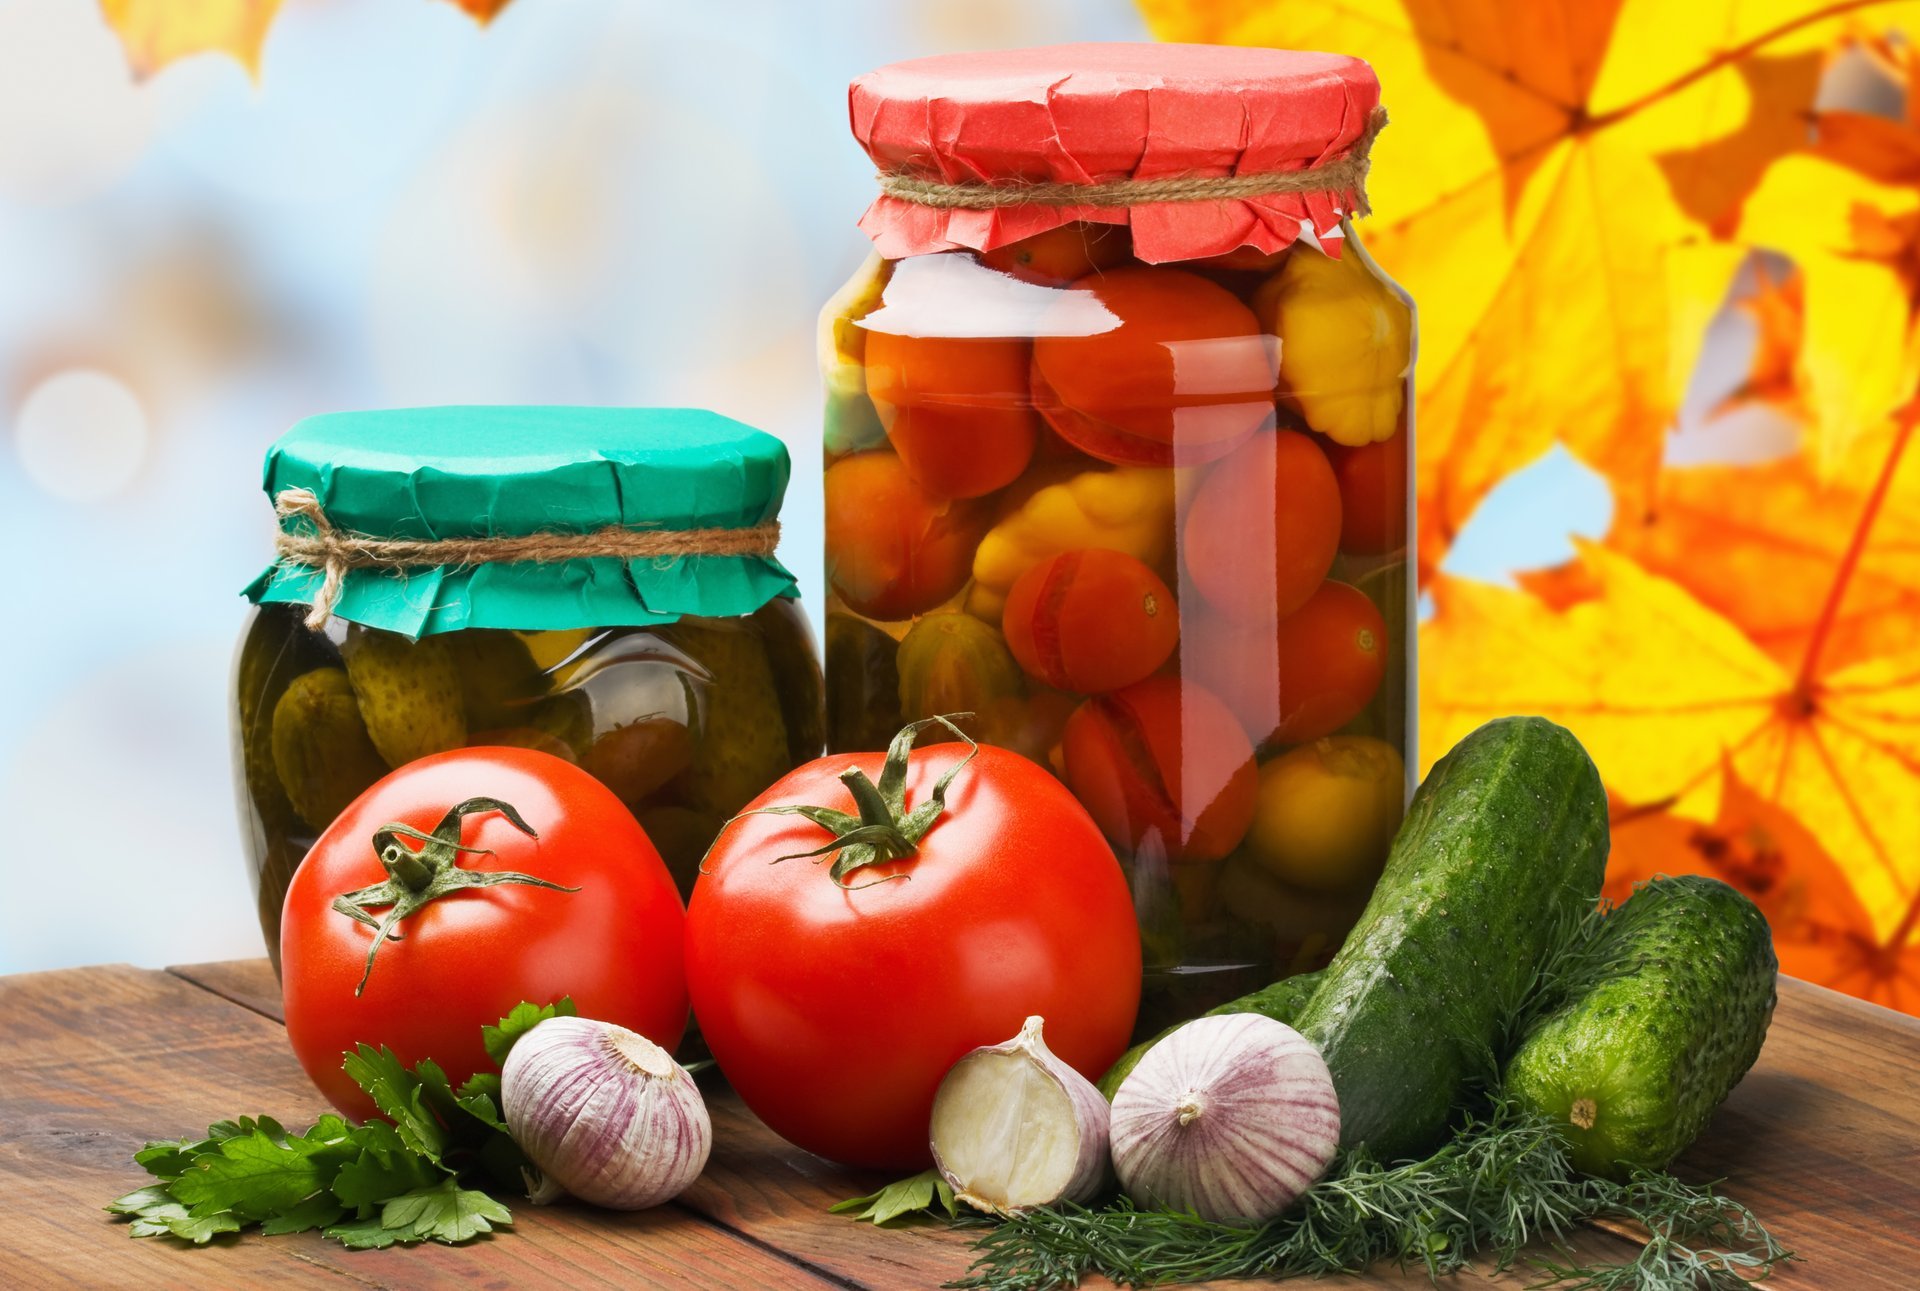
[
  {"left": 234, "top": 407, "right": 822, "bottom": 966},
  {"left": 824, "top": 46, "right": 1414, "bottom": 1034}
]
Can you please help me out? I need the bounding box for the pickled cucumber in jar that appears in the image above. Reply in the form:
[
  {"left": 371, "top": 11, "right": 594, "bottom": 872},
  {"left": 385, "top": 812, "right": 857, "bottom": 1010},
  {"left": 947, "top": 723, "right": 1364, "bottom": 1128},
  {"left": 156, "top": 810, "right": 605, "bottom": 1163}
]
[{"left": 235, "top": 406, "right": 821, "bottom": 963}]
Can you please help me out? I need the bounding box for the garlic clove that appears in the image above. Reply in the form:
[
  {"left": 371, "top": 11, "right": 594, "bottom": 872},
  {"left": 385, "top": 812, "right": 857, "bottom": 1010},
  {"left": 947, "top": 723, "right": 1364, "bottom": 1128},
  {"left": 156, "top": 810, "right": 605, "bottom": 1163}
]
[
  {"left": 502, "top": 1015, "right": 712, "bottom": 1211},
  {"left": 1111, "top": 1012, "right": 1339, "bottom": 1224},
  {"left": 929, "top": 1015, "right": 1110, "bottom": 1216}
]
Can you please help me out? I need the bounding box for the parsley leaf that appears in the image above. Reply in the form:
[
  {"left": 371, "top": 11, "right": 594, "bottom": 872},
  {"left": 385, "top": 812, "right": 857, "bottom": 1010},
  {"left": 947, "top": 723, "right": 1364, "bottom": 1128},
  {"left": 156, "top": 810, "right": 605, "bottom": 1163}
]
[
  {"left": 379, "top": 1177, "right": 514, "bottom": 1243},
  {"left": 108, "top": 998, "right": 569, "bottom": 1250},
  {"left": 324, "top": 1215, "right": 409, "bottom": 1249},
  {"left": 126, "top": 1201, "right": 245, "bottom": 1244},
  {"left": 106, "top": 1185, "right": 175, "bottom": 1215},
  {"left": 341, "top": 1044, "right": 447, "bottom": 1163},
  {"left": 260, "top": 1194, "right": 346, "bottom": 1236},
  {"left": 458, "top": 1070, "right": 502, "bottom": 1105},
  {"left": 481, "top": 997, "right": 576, "bottom": 1067},
  {"left": 332, "top": 1136, "right": 442, "bottom": 1210},
  {"left": 170, "top": 1123, "right": 359, "bottom": 1221},
  {"left": 831, "top": 1169, "right": 959, "bottom": 1225}
]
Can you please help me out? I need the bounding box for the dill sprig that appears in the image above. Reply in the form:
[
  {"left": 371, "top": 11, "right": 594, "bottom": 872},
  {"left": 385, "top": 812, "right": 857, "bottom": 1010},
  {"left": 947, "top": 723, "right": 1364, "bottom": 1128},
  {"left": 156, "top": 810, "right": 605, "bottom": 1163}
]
[{"left": 953, "top": 1102, "right": 1788, "bottom": 1291}]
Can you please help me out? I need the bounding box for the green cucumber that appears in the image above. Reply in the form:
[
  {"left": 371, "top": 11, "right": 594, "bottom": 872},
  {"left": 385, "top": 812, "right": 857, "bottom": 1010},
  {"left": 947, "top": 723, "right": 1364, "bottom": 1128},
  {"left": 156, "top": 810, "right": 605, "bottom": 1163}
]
[
  {"left": 1097, "top": 970, "right": 1324, "bottom": 1100},
  {"left": 1291, "top": 716, "right": 1609, "bottom": 1163},
  {"left": 1505, "top": 875, "right": 1776, "bottom": 1179}
]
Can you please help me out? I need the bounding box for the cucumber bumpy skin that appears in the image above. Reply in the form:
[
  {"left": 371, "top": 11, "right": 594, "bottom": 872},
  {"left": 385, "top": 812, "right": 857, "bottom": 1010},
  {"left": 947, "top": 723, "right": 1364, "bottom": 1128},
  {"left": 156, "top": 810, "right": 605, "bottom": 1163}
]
[
  {"left": 1505, "top": 875, "right": 1777, "bottom": 1180},
  {"left": 1290, "top": 716, "right": 1610, "bottom": 1163}
]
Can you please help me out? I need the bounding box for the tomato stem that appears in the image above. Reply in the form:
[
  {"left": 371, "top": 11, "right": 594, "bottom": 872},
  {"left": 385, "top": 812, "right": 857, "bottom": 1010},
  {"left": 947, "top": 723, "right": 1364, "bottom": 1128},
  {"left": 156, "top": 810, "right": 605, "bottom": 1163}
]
[
  {"left": 331, "top": 796, "right": 579, "bottom": 995},
  {"left": 840, "top": 766, "right": 915, "bottom": 859},
  {"left": 737, "top": 715, "right": 978, "bottom": 889}
]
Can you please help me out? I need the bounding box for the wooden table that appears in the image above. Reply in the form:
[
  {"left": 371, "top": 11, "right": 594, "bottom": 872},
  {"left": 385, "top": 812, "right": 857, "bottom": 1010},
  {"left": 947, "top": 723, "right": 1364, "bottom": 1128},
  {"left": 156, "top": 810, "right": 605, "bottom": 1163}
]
[{"left": 3, "top": 963, "right": 1915, "bottom": 1289}]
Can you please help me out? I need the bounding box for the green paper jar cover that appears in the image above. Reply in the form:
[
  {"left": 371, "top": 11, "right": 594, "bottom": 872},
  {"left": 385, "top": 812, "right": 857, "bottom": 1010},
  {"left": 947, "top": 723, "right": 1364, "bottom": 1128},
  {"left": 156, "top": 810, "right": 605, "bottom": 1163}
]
[{"left": 243, "top": 405, "right": 799, "bottom": 638}]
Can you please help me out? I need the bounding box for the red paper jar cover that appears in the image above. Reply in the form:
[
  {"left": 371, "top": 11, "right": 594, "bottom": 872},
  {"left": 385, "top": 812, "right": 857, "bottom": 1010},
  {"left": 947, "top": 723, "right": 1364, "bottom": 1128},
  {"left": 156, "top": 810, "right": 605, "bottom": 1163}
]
[{"left": 848, "top": 42, "right": 1382, "bottom": 265}]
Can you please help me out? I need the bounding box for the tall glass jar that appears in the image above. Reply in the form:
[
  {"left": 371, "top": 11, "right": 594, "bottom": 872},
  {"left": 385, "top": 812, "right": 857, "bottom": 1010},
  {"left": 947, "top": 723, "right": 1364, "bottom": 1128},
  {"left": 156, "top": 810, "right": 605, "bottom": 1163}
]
[
  {"left": 234, "top": 407, "right": 823, "bottom": 968},
  {"left": 823, "top": 46, "right": 1414, "bottom": 1035}
]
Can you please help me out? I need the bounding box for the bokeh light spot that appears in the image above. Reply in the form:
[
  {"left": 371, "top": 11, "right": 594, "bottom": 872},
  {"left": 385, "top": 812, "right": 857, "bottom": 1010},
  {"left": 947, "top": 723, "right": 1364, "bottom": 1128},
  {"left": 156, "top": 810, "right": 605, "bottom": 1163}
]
[{"left": 13, "top": 368, "right": 150, "bottom": 501}]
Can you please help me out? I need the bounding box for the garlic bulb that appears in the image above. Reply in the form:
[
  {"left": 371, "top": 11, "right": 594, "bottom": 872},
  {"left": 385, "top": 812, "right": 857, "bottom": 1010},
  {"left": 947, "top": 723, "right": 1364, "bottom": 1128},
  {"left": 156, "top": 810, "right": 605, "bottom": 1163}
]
[
  {"left": 929, "top": 1016, "right": 1110, "bottom": 1216},
  {"left": 502, "top": 1016, "right": 711, "bottom": 1210},
  {"left": 1111, "top": 1013, "right": 1338, "bottom": 1223}
]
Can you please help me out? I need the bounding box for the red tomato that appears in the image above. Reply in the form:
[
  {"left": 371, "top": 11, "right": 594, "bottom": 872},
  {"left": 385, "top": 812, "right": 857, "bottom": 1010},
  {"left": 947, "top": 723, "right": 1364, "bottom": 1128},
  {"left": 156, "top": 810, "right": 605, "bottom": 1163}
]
[
  {"left": 1002, "top": 548, "right": 1179, "bottom": 694},
  {"left": 864, "top": 331, "right": 1038, "bottom": 498},
  {"left": 825, "top": 452, "right": 990, "bottom": 620},
  {"left": 1188, "top": 581, "right": 1388, "bottom": 747},
  {"left": 978, "top": 222, "right": 1131, "bottom": 285},
  {"left": 686, "top": 731, "right": 1141, "bottom": 1170},
  {"left": 1326, "top": 430, "right": 1409, "bottom": 555},
  {"left": 1269, "top": 580, "right": 1389, "bottom": 742},
  {"left": 1061, "top": 676, "right": 1258, "bottom": 864},
  {"left": 1183, "top": 428, "right": 1342, "bottom": 622},
  {"left": 281, "top": 747, "right": 687, "bottom": 1120},
  {"left": 1191, "top": 246, "right": 1293, "bottom": 274},
  {"left": 1031, "top": 268, "right": 1277, "bottom": 467}
]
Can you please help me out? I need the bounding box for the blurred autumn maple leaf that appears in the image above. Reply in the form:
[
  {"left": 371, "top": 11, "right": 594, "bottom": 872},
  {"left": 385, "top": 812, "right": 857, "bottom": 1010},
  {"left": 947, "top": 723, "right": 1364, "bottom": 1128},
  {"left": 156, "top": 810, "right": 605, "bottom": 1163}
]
[
  {"left": 1143, "top": 0, "right": 1920, "bottom": 1011},
  {"left": 99, "top": 0, "right": 282, "bottom": 77},
  {"left": 97, "top": 0, "right": 510, "bottom": 78},
  {"left": 1610, "top": 770, "right": 1920, "bottom": 1012}
]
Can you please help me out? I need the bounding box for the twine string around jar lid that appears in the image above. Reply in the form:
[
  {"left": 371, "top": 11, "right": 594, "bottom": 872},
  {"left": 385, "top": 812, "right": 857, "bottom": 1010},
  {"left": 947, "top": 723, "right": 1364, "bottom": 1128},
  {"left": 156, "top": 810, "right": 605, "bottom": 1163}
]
[
  {"left": 272, "top": 486, "right": 783, "bottom": 630},
  {"left": 875, "top": 105, "right": 1387, "bottom": 213}
]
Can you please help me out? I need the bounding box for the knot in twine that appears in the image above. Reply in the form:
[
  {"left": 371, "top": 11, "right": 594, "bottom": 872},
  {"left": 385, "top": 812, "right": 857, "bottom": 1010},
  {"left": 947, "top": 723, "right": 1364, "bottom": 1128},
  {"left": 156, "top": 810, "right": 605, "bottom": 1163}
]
[
  {"left": 877, "top": 105, "right": 1387, "bottom": 215},
  {"left": 272, "top": 486, "right": 782, "bottom": 630}
]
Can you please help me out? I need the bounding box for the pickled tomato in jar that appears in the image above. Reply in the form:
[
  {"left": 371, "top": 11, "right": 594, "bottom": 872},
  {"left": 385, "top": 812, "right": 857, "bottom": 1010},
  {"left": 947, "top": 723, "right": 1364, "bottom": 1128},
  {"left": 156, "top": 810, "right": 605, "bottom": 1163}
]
[{"left": 823, "top": 44, "right": 1414, "bottom": 1032}]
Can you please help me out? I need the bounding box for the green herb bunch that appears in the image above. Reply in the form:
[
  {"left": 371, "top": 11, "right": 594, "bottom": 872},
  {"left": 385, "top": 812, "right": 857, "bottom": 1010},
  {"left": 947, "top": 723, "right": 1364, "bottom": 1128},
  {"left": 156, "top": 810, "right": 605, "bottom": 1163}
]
[
  {"left": 106, "top": 999, "right": 574, "bottom": 1249},
  {"left": 955, "top": 1101, "right": 1788, "bottom": 1291}
]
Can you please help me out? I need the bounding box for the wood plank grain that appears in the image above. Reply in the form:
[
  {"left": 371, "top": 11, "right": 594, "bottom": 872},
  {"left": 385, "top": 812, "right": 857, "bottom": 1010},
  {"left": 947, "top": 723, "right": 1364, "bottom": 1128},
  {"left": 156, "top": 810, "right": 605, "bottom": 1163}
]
[
  {"left": 1, "top": 965, "right": 841, "bottom": 1290},
  {"left": 1668, "top": 979, "right": 1920, "bottom": 1289}
]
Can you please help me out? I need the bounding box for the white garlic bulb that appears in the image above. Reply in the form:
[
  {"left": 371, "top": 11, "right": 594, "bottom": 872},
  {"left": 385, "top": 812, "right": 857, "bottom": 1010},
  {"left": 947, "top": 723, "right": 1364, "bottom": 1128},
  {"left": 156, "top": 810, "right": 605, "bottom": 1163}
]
[
  {"left": 502, "top": 1016, "right": 711, "bottom": 1210},
  {"left": 1110, "top": 1013, "right": 1339, "bottom": 1223},
  {"left": 929, "top": 1016, "right": 1110, "bottom": 1215}
]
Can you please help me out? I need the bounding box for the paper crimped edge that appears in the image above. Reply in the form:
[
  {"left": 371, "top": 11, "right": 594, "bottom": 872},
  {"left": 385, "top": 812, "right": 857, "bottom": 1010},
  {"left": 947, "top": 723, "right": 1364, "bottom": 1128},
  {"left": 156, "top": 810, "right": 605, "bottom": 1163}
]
[
  {"left": 241, "top": 406, "right": 800, "bottom": 638},
  {"left": 849, "top": 43, "right": 1381, "bottom": 264}
]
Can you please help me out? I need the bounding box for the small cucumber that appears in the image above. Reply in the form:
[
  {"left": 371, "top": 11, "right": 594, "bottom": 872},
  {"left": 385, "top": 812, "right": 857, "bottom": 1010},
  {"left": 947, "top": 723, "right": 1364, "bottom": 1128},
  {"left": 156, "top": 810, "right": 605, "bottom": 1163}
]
[
  {"left": 1097, "top": 970, "right": 1325, "bottom": 1100},
  {"left": 1290, "top": 716, "right": 1609, "bottom": 1162},
  {"left": 1505, "top": 875, "right": 1776, "bottom": 1179}
]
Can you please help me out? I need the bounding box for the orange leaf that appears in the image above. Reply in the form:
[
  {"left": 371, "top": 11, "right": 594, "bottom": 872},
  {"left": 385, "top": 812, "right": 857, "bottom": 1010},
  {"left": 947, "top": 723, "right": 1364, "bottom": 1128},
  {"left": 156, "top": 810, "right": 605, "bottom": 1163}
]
[
  {"left": 439, "top": 0, "right": 516, "bottom": 20},
  {"left": 1136, "top": 0, "right": 1919, "bottom": 577},
  {"left": 98, "top": 0, "right": 514, "bottom": 79},
  {"left": 1530, "top": 427, "right": 1920, "bottom": 674},
  {"left": 1607, "top": 768, "right": 1920, "bottom": 1006},
  {"left": 98, "top": 0, "right": 282, "bottom": 78},
  {"left": 1719, "top": 261, "right": 1806, "bottom": 415},
  {"left": 1421, "top": 410, "right": 1920, "bottom": 1010}
]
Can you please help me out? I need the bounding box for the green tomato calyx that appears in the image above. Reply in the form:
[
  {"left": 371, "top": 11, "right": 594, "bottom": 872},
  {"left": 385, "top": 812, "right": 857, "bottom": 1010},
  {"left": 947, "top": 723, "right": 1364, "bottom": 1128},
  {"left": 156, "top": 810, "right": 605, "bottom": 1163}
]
[
  {"left": 736, "top": 715, "right": 978, "bottom": 890},
  {"left": 332, "top": 796, "right": 579, "bottom": 995}
]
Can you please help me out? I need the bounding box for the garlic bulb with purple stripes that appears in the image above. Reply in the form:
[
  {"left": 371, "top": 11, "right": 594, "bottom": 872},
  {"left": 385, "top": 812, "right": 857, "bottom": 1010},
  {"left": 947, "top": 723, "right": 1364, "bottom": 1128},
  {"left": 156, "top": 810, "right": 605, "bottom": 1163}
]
[
  {"left": 502, "top": 1016, "right": 712, "bottom": 1210},
  {"left": 1110, "top": 1013, "right": 1339, "bottom": 1223}
]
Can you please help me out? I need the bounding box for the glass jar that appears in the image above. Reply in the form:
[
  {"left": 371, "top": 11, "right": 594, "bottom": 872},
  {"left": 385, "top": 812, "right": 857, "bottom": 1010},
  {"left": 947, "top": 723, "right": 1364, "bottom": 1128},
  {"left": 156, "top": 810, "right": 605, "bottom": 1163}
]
[
  {"left": 234, "top": 407, "right": 823, "bottom": 967},
  {"left": 824, "top": 46, "right": 1414, "bottom": 1035}
]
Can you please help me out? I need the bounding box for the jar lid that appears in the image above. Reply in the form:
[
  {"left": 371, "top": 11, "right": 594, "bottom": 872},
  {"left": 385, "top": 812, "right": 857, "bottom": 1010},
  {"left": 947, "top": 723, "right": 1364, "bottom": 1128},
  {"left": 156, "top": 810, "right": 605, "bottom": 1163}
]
[
  {"left": 243, "top": 406, "right": 798, "bottom": 637},
  {"left": 849, "top": 43, "right": 1381, "bottom": 264}
]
